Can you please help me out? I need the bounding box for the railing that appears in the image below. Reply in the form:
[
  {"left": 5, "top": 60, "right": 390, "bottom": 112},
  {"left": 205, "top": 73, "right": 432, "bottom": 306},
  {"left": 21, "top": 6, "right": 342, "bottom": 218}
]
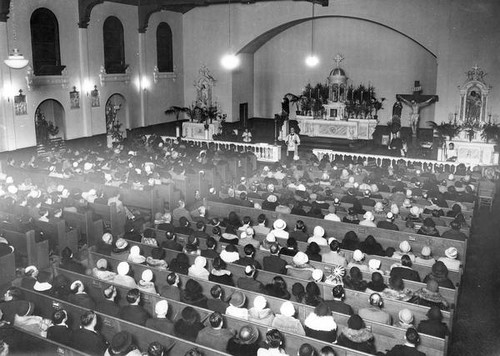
[
  {"left": 161, "top": 136, "right": 282, "bottom": 162},
  {"left": 313, "top": 148, "right": 465, "bottom": 173}
]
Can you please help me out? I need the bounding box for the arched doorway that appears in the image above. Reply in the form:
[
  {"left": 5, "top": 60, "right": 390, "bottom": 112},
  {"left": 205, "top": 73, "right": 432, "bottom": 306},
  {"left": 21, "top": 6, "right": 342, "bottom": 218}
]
[
  {"left": 34, "top": 99, "right": 65, "bottom": 145},
  {"left": 105, "top": 93, "right": 128, "bottom": 139}
]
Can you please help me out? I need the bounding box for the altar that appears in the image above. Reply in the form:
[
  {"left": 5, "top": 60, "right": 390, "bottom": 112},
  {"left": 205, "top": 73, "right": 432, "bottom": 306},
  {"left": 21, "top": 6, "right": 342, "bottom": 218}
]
[
  {"left": 182, "top": 121, "right": 220, "bottom": 140},
  {"left": 297, "top": 116, "right": 377, "bottom": 140},
  {"left": 438, "top": 140, "right": 499, "bottom": 166}
]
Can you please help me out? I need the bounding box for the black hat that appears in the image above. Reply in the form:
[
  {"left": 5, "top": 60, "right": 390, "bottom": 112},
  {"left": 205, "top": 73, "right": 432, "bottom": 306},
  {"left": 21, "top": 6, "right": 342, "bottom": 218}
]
[
  {"left": 110, "top": 331, "right": 133, "bottom": 353},
  {"left": 348, "top": 315, "right": 365, "bottom": 330}
]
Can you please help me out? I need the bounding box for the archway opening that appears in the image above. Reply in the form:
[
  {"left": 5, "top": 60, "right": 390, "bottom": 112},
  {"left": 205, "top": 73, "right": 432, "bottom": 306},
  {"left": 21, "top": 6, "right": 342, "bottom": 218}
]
[{"left": 34, "top": 99, "right": 65, "bottom": 145}]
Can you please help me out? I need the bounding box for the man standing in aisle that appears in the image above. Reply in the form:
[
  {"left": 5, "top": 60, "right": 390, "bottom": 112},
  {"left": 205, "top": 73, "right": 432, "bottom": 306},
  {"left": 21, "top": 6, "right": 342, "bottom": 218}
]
[{"left": 285, "top": 127, "right": 300, "bottom": 161}]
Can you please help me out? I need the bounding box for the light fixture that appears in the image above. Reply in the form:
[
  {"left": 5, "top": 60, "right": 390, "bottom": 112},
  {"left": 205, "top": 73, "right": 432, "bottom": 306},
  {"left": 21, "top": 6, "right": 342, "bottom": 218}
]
[
  {"left": 4, "top": 1, "right": 29, "bottom": 69},
  {"left": 4, "top": 49, "right": 29, "bottom": 69},
  {"left": 220, "top": 0, "right": 239, "bottom": 70},
  {"left": 305, "top": 2, "right": 319, "bottom": 67},
  {"left": 82, "top": 79, "right": 94, "bottom": 96}
]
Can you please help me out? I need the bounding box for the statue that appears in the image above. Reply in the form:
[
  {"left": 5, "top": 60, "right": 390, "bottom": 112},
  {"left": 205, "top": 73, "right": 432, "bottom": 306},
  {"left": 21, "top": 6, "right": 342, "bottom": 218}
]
[
  {"left": 392, "top": 99, "right": 403, "bottom": 118},
  {"left": 465, "top": 90, "right": 482, "bottom": 121},
  {"left": 396, "top": 94, "right": 437, "bottom": 136}
]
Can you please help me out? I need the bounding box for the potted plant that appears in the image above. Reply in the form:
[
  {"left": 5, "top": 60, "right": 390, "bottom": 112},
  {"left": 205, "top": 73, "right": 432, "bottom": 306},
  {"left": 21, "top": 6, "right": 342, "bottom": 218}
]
[
  {"left": 427, "top": 121, "right": 462, "bottom": 145},
  {"left": 481, "top": 122, "right": 500, "bottom": 143}
]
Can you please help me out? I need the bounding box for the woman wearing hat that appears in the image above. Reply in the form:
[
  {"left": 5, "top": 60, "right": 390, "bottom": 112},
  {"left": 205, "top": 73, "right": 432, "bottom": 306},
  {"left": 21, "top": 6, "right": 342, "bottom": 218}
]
[
  {"left": 423, "top": 261, "right": 455, "bottom": 290},
  {"left": 438, "top": 247, "right": 460, "bottom": 271},
  {"left": 336, "top": 314, "right": 376, "bottom": 354},
  {"left": 409, "top": 280, "right": 449, "bottom": 311},
  {"left": 417, "top": 217, "right": 440, "bottom": 237},
  {"left": 227, "top": 324, "right": 260, "bottom": 356},
  {"left": 286, "top": 252, "right": 314, "bottom": 280},
  {"left": 174, "top": 306, "right": 204, "bottom": 342},
  {"left": 104, "top": 331, "right": 142, "bottom": 356},
  {"left": 271, "top": 302, "right": 305, "bottom": 336},
  {"left": 181, "top": 279, "right": 208, "bottom": 308},
  {"left": 417, "top": 306, "right": 450, "bottom": 339}
]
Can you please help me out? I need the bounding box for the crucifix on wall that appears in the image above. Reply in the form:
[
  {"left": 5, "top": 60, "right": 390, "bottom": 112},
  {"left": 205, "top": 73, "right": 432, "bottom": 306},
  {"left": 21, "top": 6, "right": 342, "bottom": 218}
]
[{"left": 396, "top": 81, "right": 438, "bottom": 137}]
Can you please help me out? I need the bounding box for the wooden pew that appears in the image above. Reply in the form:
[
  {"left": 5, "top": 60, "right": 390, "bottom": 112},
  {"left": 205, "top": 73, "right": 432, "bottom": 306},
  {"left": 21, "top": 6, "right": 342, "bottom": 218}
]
[
  {"left": 0, "top": 253, "right": 16, "bottom": 285},
  {"left": 79, "top": 255, "right": 447, "bottom": 356},
  {"left": 54, "top": 268, "right": 377, "bottom": 356},
  {"left": 127, "top": 234, "right": 457, "bottom": 306},
  {"left": 33, "top": 219, "right": 79, "bottom": 254},
  {"left": 204, "top": 201, "right": 468, "bottom": 272},
  {"left": 88, "top": 249, "right": 452, "bottom": 329},
  {"left": 0, "top": 228, "right": 50, "bottom": 269},
  {"left": 89, "top": 202, "right": 126, "bottom": 237},
  {"left": 1, "top": 324, "right": 89, "bottom": 356},
  {"left": 18, "top": 285, "right": 232, "bottom": 356}
]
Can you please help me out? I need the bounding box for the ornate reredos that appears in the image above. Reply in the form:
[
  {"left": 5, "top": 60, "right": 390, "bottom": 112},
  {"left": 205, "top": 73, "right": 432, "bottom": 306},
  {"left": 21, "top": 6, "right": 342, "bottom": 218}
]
[
  {"left": 194, "top": 65, "right": 216, "bottom": 108},
  {"left": 458, "top": 65, "right": 491, "bottom": 124}
]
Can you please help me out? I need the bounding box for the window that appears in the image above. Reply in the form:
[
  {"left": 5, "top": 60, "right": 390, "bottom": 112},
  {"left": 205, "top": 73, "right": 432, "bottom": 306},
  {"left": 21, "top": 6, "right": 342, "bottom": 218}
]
[
  {"left": 30, "top": 8, "right": 65, "bottom": 76},
  {"left": 103, "top": 16, "right": 127, "bottom": 74},
  {"left": 156, "top": 22, "right": 173, "bottom": 72}
]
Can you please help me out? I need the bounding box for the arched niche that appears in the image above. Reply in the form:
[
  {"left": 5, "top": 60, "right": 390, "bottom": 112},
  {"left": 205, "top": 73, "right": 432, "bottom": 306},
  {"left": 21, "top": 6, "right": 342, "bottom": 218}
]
[
  {"left": 34, "top": 99, "right": 65, "bottom": 145},
  {"left": 458, "top": 65, "right": 491, "bottom": 124}
]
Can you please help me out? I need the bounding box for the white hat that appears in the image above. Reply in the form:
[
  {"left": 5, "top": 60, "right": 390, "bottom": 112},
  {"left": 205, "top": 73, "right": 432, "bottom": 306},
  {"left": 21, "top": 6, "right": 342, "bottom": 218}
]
[
  {"left": 421, "top": 246, "right": 432, "bottom": 257},
  {"left": 102, "top": 233, "right": 113, "bottom": 244},
  {"left": 293, "top": 251, "right": 309, "bottom": 265},
  {"left": 409, "top": 206, "right": 420, "bottom": 216},
  {"left": 70, "top": 280, "right": 83, "bottom": 291},
  {"left": 7, "top": 185, "right": 17, "bottom": 195},
  {"left": 25, "top": 265, "right": 38, "bottom": 275},
  {"left": 130, "top": 246, "right": 141, "bottom": 256},
  {"left": 253, "top": 295, "right": 267, "bottom": 310},
  {"left": 402, "top": 199, "right": 412, "bottom": 208},
  {"left": 141, "top": 269, "right": 153, "bottom": 282},
  {"left": 280, "top": 301, "right": 295, "bottom": 317},
  {"left": 313, "top": 226, "right": 325, "bottom": 237},
  {"left": 245, "top": 227, "right": 254, "bottom": 237},
  {"left": 273, "top": 219, "right": 286, "bottom": 230},
  {"left": 296, "top": 184, "right": 306, "bottom": 192},
  {"left": 266, "top": 232, "right": 276, "bottom": 243},
  {"left": 327, "top": 237, "right": 337, "bottom": 245},
  {"left": 117, "top": 261, "right": 130, "bottom": 275},
  {"left": 399, "top": 309, "right": 414, "bottom": 324},
  {"left": 155, "top": 300, "right": 169, "bottom": 315},
  {"left": 115, "top": 238, "right": 128, "bottom": 249},
  {"left": 374, "top": 202, "right": 384, "bottom": 212},
  {"left": 353, "top": 249, "right": 364, "bottom": 262},
  {"left": 386, "top": 212, "right": 394, "bottom": 220},
  {"left": 368, "top": 259, "right": 381, "bottom": 270},
  {"left": 391, "top": 204, "right": 400, "bottom": 215},
  {"left": 96, "top": 258, "right": 108, "bottom": 269},
  {"left": 56, "top": 185, "right": 64, "bottom": 192},
  {"left": 194, "top": 256, "right": 207, "bottom": 268},
  {"left": 445, "top": 247, "right": 458, "bottom": 259},
  {"left": 312, "top": 269, "right": 324, "bottom": 282},
  {"left": 83, "top": 162, "right": 93, "bottom": 171},
  {"left": 399, "top": 241, "right": 411, "bottom": 253},
  {"left": 363, "top": 211, "right": 374, "bottom": 221},
  {"left": 448, "top": 174, "right": 455, "bottom": 181},
  {"left": 267, "top": 194, "right": 277, "bottom": 203},
  {"left": 5, "top": 176, "right": 13, "bottom": 184}
]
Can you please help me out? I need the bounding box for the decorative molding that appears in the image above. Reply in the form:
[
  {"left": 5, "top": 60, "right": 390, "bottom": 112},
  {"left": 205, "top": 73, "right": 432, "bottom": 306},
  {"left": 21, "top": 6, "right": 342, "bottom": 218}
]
[
  {"left": 153, "top": 66, "right": 177, "bottom": 83},
  {"left": 99, "top": 65, "right": 131, "bottom": 86},
  {"left": 78, "top": 0, "right": 104, "bottom": 28},
  {"left": 25, "top": 66, "right": 69, "bottom": 91}
]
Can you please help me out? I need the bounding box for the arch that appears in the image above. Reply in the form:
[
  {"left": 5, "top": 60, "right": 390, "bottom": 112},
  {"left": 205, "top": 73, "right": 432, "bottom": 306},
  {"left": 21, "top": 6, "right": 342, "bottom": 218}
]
[
  {"left": 156, "top": 22, "right": 174, "bottom": 72},
  {"left": 30, "top": 8, "right": 65, "bottom": 76},
  {"left": 237, "top": 15, "right": 436, "bottom": 58},
  {"left": 103, "top": 16, "right": 127, "bottom": 74},
  {"left": 34, "top": 99, "right": 65, "bottom": 145},
  {"left": 105, "top": 93, "right": 129, "bottom": 137}
]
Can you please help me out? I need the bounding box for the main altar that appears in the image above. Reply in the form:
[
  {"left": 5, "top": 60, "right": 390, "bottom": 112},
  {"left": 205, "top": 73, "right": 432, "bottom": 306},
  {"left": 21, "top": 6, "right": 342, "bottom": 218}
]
[
  {"left": 297, "top": 116, "right": 377, "bottom": 140},
  {"left": 291, "top": 54, "right": 380, "bottom": 141},
  {"left": 436, "top": 65, "right": 499, "bottom": 166}
]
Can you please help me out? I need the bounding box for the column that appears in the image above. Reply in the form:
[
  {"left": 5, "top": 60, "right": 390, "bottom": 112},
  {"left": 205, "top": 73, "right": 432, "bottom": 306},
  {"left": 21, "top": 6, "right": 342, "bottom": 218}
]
[
  {"left": 0, "top": 22, "right": 16, "bottom": 151},
  {"left": 138, "top": 32, "right": 146, "bottom": 127},
  {"left": 78, "top": 27, "right": 92, "bottom": 136}
]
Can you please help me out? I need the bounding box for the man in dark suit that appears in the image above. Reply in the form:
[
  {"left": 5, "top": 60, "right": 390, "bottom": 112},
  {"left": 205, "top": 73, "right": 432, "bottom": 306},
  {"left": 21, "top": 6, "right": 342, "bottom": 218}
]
[
  {"left": 118, "top": 288, "right": 150, "bottom": 326},
  {"left": 70, "top": 311, "right": 108, "bottom": 355},
  {"left": 46, "top": 309, "right": 72, "bottom": 346},
  {"left": 323, "top": 286, "right": 354, "bottom": 316},
  {"left": 96, "top": 285, "right": 120, "bottom": 317},
  {"left": 386, "top": 327, "right": 426, "bottom": 356},
  {"left": 237, "top": 265, "right": 265, "bottom": 293},
  {"left": 262, "top": 243, "right": 287, "bottom": 275}
]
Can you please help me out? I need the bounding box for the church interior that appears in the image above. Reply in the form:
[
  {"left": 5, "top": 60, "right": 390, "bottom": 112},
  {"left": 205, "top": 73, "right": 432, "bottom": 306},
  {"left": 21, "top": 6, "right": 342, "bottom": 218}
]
[{"left": 0, "top": 0, "right": 499, "bottom": 355}]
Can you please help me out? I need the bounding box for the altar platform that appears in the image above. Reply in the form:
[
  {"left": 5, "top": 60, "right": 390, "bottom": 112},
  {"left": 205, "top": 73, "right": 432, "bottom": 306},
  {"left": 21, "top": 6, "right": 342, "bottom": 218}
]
[{"left": 296, "top": 116, "right": 377, "bottom": 140}]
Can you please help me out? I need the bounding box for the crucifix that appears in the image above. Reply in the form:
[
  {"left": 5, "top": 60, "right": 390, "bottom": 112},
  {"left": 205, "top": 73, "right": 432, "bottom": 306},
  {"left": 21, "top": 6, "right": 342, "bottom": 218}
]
[{"left": 396, "top": 81, "right": 439, "bottom": 137}]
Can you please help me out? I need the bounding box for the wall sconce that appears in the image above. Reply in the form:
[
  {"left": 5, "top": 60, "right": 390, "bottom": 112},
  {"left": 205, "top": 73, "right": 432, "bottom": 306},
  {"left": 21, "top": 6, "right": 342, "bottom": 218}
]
[
  {"left": 135, "top": 76, "right": 150, "bottom": 92},
  {"left": 82, "top": 79, "right": 94, "bottom": 96}
]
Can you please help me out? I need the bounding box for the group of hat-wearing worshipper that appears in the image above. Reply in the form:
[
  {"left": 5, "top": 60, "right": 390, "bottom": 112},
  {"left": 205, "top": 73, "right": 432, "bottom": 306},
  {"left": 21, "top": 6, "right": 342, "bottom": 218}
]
[{"left": 0, "top": 131, "right": 478, "bottom": 356}]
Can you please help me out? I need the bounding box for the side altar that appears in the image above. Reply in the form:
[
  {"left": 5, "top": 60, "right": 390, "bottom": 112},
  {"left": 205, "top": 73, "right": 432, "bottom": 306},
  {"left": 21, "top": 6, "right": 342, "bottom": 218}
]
[
  {"left": 297, "top": 116, "right": 377, "bottom": 140},
  {"left": 182, "top": 121, "right": 221, "bottom": 140},
  {"left": 436, "top": 65, "right": 499, "bottom": 166}
]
